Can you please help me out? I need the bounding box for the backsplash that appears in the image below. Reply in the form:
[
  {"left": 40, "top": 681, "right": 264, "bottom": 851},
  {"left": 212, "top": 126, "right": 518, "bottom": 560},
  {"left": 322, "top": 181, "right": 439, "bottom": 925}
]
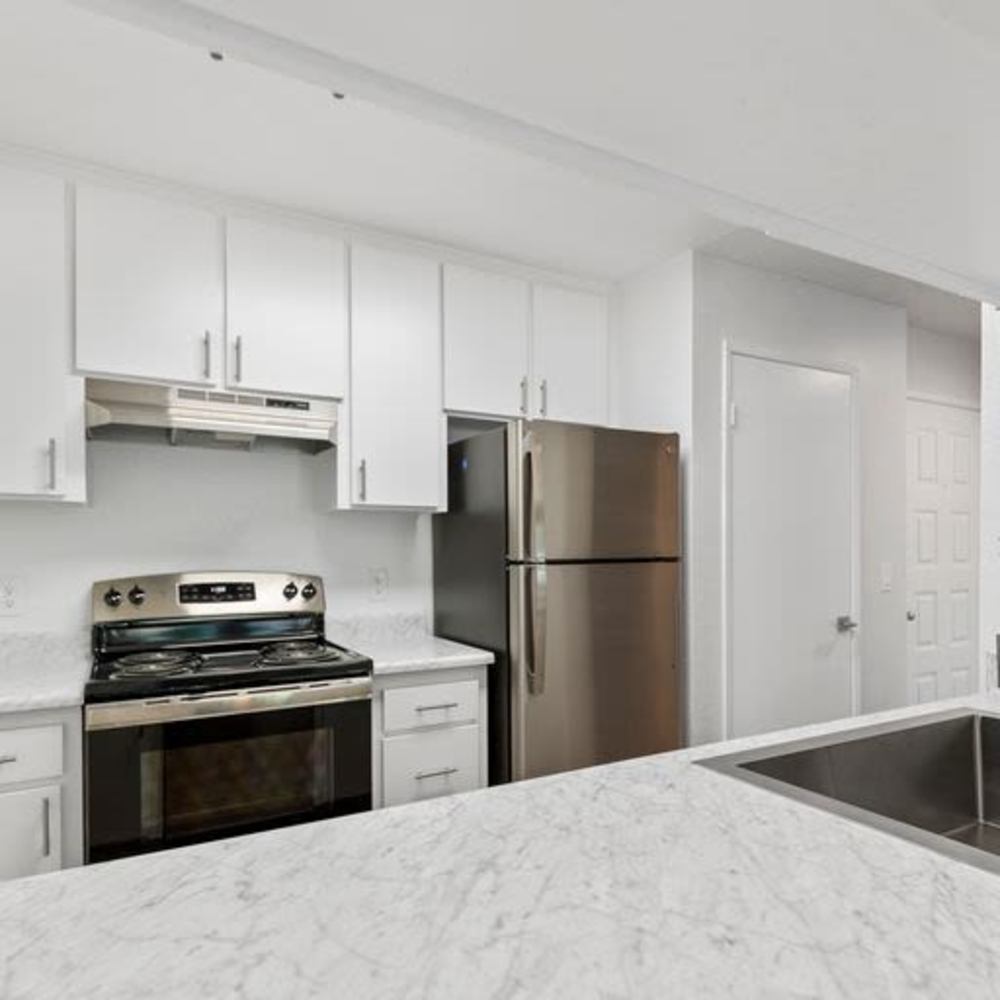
[{"left": 0, "top": 437, "right": 433, "bottom": 635}]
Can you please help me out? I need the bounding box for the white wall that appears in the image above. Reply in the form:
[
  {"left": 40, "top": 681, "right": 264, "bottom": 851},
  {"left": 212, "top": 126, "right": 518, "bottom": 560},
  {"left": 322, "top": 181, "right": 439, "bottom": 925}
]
[
  {"left": 980, "top": 306, "right": 1000, "bottom": 691},
  {"left": 907, "top": 326, "right": 980, "bottom": 406},
  {"left": 0, "top": 438, "right": 432, "bottom": 636},
  {"left": 689, "top": 255, "right": 909, "bottom": 744}
]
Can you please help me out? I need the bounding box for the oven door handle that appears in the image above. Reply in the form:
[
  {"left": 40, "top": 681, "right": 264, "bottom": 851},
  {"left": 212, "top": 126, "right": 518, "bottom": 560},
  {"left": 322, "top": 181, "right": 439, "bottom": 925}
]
[{"left": 84, "top": 677, "right": 372, "bottom": 731}]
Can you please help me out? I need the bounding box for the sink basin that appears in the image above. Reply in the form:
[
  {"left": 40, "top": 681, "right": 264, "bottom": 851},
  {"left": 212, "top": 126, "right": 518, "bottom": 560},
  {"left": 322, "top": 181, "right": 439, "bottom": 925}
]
[{"left": 700, "top": 710, "right": 1000, "bottom": 873}]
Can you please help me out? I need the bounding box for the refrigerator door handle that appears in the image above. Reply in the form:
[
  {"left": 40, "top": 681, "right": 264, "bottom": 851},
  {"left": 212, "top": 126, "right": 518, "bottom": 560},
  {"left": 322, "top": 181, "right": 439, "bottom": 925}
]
[
  {"left": 523, "top": 430, "right": 546, "bottom": 561},
  {"left": 527, "top": 564, "right": 547, "bottom": 695}
]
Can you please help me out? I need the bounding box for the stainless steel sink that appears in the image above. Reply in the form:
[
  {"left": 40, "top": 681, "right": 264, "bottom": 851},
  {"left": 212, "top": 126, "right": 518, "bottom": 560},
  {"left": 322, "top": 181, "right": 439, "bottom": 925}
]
[{"left": 700, "top": 709, "right": 1000, "bottom": 873}]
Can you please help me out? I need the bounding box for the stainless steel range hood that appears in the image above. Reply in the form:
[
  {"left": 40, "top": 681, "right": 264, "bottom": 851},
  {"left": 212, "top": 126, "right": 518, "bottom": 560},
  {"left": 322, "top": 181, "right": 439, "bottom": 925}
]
[{"left": 85, "top": 379, "right": 337, "bottom": 449}]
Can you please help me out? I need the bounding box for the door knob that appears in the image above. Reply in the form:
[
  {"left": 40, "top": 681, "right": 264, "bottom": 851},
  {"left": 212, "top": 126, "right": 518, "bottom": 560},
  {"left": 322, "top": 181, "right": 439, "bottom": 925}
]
[
  {"left": 836, "top": 615, "right": 859, "bottom": 633},
  {"left": 906, "top": 610, "right": 917, "bottom": 622}
]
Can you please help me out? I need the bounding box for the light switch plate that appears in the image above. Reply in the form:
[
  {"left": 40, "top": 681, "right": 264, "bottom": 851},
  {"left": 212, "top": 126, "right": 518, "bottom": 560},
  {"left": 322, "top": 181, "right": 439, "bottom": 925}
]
[
  {"left": 0, "top": 577, "right": 24, "bottom": 617},
  {"left": 369, "top": 567, "right": 389, "bottom": 601},
  {"left": 879, "top": 562, "right": 893, "bottom": 593}
]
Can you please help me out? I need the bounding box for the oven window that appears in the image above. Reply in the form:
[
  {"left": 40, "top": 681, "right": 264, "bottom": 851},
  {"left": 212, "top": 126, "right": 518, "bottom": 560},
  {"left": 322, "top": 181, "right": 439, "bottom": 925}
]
[{"left": 86, "top": 701, "right": 370, "bottom": 863}]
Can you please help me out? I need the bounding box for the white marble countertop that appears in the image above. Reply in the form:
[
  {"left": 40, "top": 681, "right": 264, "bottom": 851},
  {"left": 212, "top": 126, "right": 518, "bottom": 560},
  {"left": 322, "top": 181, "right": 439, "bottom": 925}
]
[
  {"left": 4, "top": 692, "right": 1000, "bottom": 998},
  {"left": 0, "top": 632, "right": 89, "bottom": 713},
  {"left": 325, "top": 613, "right": 493, "bottom": 676},
  {"left": 0, "top": 618, "right": 492, "bottom": 712},
  {"left": 358, "top": 634, "right": 493, "bottom": 676}
]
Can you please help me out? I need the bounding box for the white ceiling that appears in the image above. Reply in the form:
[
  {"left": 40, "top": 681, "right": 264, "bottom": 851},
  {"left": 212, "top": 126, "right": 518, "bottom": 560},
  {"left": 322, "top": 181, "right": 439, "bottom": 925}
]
[
  {"left": 704, "top": 231, "right": 980, "bottom": 338},
  {"left": 121, "top": 0, "right": 1000, "bottom": 298},
  {"left": 0, "top": 1, "right": 736, "bottom": 280}
]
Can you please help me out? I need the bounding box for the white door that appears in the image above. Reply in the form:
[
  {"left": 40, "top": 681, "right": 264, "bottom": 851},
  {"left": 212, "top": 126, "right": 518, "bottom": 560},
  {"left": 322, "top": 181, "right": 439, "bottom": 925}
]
[
  {"left": 531, "top": 284, "right": 608, "bottom": 425},
  {"left": 75, "top": 184, "right": 224, "bottom": 385},
  {"left": 0, "top": 165, "right": 81, "bottom": 499},
  {"left": 906, "top": 399, "right": 979, "bottom": 702},
  {"left": 730, "top": 354, "right": 855, "bottom": 738},
  {"left": 349, "top": 244, "right": 443, "bottom": 509},
  {"left": 0, "top": 785, "right": 61, "bottom": 880},
  {"left": 226, "top": 217, "right": 347, "bottom": 398},
  {"left": 443, "top": 263, "right": 530, "bottom": 418}
]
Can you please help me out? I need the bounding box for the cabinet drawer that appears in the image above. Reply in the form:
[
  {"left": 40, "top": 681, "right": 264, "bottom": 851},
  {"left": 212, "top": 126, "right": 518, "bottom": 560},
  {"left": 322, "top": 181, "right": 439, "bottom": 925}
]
[
  {"left": 0, "top": 725, "right": 63, "bottom": 788},
  {"left": 382, "top": 679, "right": 479, "bottom": 733},
  {"left": 382, "top": 726, "right": 480, "bottom": 807}
]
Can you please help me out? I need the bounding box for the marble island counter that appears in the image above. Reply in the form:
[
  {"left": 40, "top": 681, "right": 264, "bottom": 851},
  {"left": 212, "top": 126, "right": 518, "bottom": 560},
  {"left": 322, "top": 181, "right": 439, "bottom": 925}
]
[{"left": 5, "top": 694, "right": 1000, "bottom": 999}]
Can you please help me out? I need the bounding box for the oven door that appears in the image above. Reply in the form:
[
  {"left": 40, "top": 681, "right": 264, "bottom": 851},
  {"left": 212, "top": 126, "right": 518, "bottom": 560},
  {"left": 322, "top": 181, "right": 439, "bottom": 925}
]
[{"left": 85, "top": 679, "right": 371, "bottom": 863}]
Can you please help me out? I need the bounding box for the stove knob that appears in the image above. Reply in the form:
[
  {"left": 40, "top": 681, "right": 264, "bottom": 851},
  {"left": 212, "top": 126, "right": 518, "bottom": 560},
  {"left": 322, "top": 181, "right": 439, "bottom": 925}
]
[
  {"left": 128, "top": 586, "right": 146, "bottom": 607},
  {"left": 301, "top": 582, "right": 317, "bottom": 601},
  {"left": 103, "top": 588, "right": 123, "bottom": 608},
  {"left": 283, "top": 582, "right": 299, "bottom": 601}
]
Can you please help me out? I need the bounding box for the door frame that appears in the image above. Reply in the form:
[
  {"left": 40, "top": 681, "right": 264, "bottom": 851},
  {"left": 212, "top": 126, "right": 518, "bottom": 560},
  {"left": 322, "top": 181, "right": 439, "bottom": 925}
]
[{"left": 721, "top": 342, "right": 863, "bottom": 739}]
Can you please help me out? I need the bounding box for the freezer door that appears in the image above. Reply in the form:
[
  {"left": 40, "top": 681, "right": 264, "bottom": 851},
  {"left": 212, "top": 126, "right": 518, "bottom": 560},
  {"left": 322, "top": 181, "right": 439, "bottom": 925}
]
[
  {"left": 509, "top": 561, "right": 680, "bottom": 780},
  {"left": 509, "top": 421, "right": 679, "bottom": 561}
]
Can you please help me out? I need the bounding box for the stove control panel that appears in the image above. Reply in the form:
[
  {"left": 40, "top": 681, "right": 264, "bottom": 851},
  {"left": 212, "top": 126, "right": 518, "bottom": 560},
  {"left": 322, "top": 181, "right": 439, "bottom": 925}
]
[
  {"left": 92, "top": 573, "right": 325, "bottom": 622},
  {"left": 179, "top": 582, "right": 257, "bottom": 604}
]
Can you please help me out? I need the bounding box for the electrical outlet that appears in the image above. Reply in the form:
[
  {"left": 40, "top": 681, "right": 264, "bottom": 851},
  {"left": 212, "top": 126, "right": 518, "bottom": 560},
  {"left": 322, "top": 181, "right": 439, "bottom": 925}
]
[
  {"left": 0, "top": 577, "right": 23, "bottom": 617},
  {"left": 369, "top": 567, "right": 389, "bottom": 602}
]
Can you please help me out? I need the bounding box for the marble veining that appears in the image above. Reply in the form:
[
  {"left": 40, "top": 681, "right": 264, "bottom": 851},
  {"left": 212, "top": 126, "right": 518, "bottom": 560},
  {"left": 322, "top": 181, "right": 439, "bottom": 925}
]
[
  {"left": 4, "top": 694, "right": 1000, "bottom": 997},
  {"left": 326, "top": 615, "right": 493, "bottom": 675},
  {"left": 0, "top": 631, "right": 89, "bottom": 711}
]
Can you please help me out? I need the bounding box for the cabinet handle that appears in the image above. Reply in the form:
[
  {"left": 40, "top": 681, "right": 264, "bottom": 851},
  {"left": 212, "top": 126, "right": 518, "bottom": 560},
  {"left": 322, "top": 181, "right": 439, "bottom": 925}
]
[
  {"left": 0, "top": 754, "right": 18, "bottom": 765},
  {"left": 415, "top": 767, "right": 459, "bottom": 781},
  {"left": 540, "top": 378, "right": 548, "bottom": 416},
  {"left": 359, "top": 459, "right": 367, "bottom": 502},
  {"left": 203, "top": 331, "right": 212, "bottom": 380},
  {"left": 415, "top": 702, "right": 459, "bottom": 713},
  {"left": 42, "top": 796, "right": 51, "bottom": 857},
  {"left": 520, "top": 376, "right": 528, "bottom": 415},
  {"left": 47, "top": 438, "right": 57, "bottom": 491},
  {"left": 234, "top": 335, "right": 243, "bottom": 383}
]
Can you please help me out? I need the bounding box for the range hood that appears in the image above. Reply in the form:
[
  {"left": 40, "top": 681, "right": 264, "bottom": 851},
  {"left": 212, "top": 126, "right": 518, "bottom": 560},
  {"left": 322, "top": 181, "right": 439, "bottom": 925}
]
[{"left": 85, "top": 379, "right": 337, "bottom": 449}]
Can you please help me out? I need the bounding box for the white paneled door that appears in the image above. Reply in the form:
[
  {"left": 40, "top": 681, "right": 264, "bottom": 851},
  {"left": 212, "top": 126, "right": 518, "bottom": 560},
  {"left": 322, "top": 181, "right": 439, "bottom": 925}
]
[
  {"left": 729, "top": 354, "right": 855, "bottom": 738},
  {"left": 906, "top": 399, "right": 979, "bottom": 703}
]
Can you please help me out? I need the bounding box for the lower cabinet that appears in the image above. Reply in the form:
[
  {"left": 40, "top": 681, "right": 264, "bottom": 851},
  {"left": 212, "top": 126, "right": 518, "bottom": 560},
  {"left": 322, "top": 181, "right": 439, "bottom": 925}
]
[
  {"left": 0, "top": 784, "right": 62, "bottom": 879},
  {"left": 0, "top": 709, "right": 83, "bottom": 881},
  {"left": 373, "top": 667, "right": 488, "bottom": 809}
]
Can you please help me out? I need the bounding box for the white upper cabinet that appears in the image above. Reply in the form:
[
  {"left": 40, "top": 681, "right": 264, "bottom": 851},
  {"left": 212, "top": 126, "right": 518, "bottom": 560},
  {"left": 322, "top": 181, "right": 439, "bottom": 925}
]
[
  {"left": 0, "top": 165, "right": 84, "bottom": 500},
  {"left": 443, "top": 264, "right": 530, "bottom": 418},
  {"left": 349, "top": 244, "right": 443, "bottom": 509},
  {"left": 225, "top": 218, "right": 347, "bottom": 398},
  {"left": 75, "top": 184, "right": 224, "bottom": 385},
  {"left": 531, "top": 284, "right": 609, "bottom": 425}
]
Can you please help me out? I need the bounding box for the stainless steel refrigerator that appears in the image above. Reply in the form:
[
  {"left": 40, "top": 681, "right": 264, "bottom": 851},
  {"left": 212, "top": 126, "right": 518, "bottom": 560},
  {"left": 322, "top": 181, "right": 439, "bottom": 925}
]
[{"left": 433, "top": 420, "right": 681, "bottom": 784}]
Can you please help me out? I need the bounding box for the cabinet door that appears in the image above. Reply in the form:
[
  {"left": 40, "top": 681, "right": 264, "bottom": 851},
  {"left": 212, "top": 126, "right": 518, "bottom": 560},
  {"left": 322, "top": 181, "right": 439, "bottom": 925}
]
[
  {"left": 350, "top": 244, "right": 443, "bottom": 508},
  {"left": 532, "top": 284, "right": 609, "bottom": 425},
  {"left": 0, "top": 784, "right": 61, "bottom": 880},
  {"left": 76, "top": 184, "right": 223, "bottom": 385},
  {"left": 443, "top": 264, "right": 529, "bottom": 417},
  {"left": 226, "top": 218, "right": 347, "bottom": 398},
  {"left": 0, "top": 165, "right": 83, "bottom": 499}
]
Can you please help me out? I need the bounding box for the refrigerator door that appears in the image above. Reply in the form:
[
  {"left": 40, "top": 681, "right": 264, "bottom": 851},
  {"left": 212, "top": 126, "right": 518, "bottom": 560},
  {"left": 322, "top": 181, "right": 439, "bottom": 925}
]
[
  {"left": 509, "top": 421, "right": 680, "bottom": 561},
  {"left": 509, "top": 561, "right": 680, "bottom": 780}
]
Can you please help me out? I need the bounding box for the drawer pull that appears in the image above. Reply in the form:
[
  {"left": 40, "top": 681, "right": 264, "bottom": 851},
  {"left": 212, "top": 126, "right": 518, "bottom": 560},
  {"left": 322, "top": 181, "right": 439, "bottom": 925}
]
[
  {"left": 0, "top": 754, "right": 18, "bottom": 765},
  {"left": 415, "top": 702, "right": 459, "bottom": 713},
  {"left": 42, "top": 797, "right": 51, "bottom": 857},
  {"left": 415, "top": 767, "right": 459, "bottom": 781}
]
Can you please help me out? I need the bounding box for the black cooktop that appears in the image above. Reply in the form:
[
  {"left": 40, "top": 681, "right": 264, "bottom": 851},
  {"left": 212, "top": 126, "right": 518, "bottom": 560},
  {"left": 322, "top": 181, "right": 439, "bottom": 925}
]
[{"left": 85, "top": 639, "right": 372, "bottom": 704}]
